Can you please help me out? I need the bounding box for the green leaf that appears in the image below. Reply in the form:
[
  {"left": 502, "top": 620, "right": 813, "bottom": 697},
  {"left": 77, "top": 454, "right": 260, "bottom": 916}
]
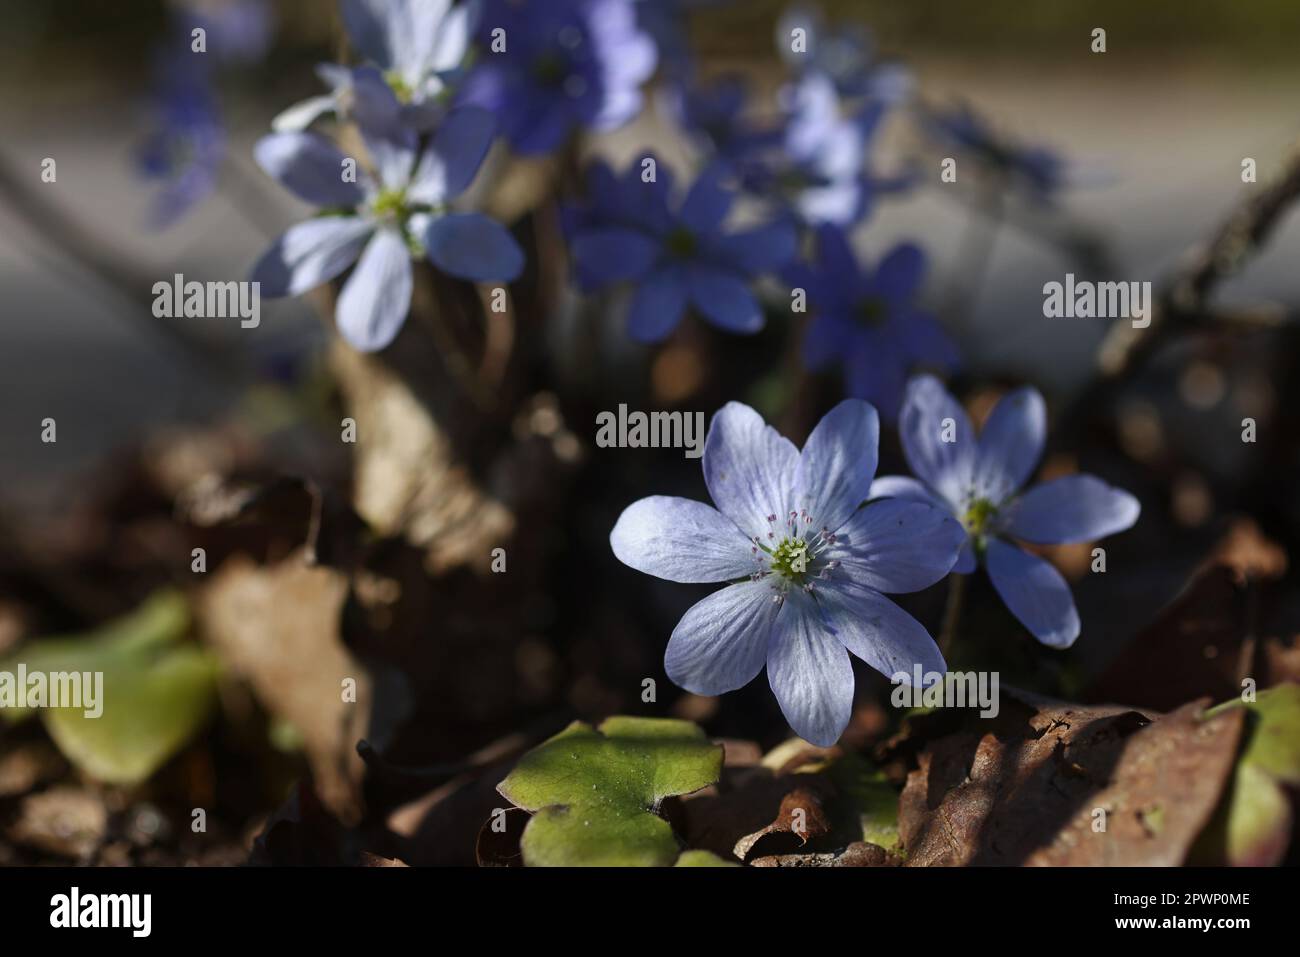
[
  {"left": 826, "top": 754, "right": 902, "bottom": 853},
  {"left": 498, "top": 716, "right": 723, "bottom": 867},
  {"left": 1, "top": 591, "right": 189, "bottom": 724},
  {"left": 44, "top": 645, "right": 220, "bottom": 785},
  {"left": 674, "top": 849, "right": 739, "bottom": 867},
  {"left": 0, "top": 591, "right": 220, "bottom": 784},
  {"left": 1198, "top": 684, "right": 1300, "bottom": 866}
]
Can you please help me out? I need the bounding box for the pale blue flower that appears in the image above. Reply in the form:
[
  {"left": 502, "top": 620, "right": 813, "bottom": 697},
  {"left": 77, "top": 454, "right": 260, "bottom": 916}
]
[
  {"left": 611, "top": 400, "right": 964, "bottom": 746},
  {"left": 871, "top": 375, "right": 1141, "bottom": 648}
]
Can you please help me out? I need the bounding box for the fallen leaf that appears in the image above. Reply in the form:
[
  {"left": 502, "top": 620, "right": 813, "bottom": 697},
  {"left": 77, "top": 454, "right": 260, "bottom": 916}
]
[{"left": 898, "top": 694, "right": 1243, "bottom": 865}]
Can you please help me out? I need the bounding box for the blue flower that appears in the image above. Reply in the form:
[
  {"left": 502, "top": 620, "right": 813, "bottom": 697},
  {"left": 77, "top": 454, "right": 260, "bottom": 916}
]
[
  {"left": 611, "top": 400, "right": 964, "bottom": 746},
  {"left": 663, "top": 75, "right": 782, "bottom": 166},
  {"left": 457, "top": 0, "right": 657, "bottom": 155},
  {"left": 745, "top": 73, "right": 900, "bottom": 228},
  {"left": 926, "top": 103, "right": 1068, "bottom": 201},
  {"left": 273, "top": 0, "right": 476, "bottom": 132},
  {"left": 871, "top": 375, "right": 1141, "bottom": 648},
  {"left": 181, "top": 0, "right": 274, "bottom": 64},
  {"left": 251, "top": 107, "right": 523, "bottom": 351},
  {"left": 788, "top": 225, "right": 957, "bottom": 422},
  {"left": 570, "top": 161, "right": 797, "bottom": 341},
  {"left": 136, "top": 52, "right": 226, "bottom": 228},
  {"left": 776, "top": 4, "right": 912, "bottom": 104}
]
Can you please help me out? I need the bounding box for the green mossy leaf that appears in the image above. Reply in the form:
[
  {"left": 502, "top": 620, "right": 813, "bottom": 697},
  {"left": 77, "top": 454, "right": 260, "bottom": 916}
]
[
  {"left": 498, "top": 716, "right": 723, "bottom": 867},
  {"left": 1197, "top": 684, "right": 1300, "bottom": 865},
  {"left": 0, "top": 591, "right": 220, "bottom": 784}
]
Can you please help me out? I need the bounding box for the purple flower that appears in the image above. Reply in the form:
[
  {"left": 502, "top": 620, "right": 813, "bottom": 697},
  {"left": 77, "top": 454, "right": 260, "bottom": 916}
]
[
  {"left": 181, "top": 0, "right": 274, "bottom": 64},
  {"left": 926, "top": 103, "right": 1068, "bottom": 201},
  {"left": 273, "top": 0, "right": 475, "bottom": 132},
  {"left": 136, "top": 52, "right": 226, "bottom": 228},
  {"left": 743, "top": 73, "right": 899, "bottom": 228},
  {"left": 457, "top": 0, "right": 657, "bottom": 155},
  {"left": 251, "top": 107, "right": 523, "bottom": 351},
  {"left": 776, "top": 4, "right": 912, "bottom": 104},
  {"left": 570, "top": 161, "right": 797, "bottom": 341},
  {"left": 611, "top": 400, "right": 964, "bottom": 746},
  {"left": 663, "top": 75, "right": 781, "bottom": 167},
  {"left": 871, "top": 376, "right": 1141, "bottom": 648},
  {"left": 788, "top": 225, "right": 957, "bottom": 422}
]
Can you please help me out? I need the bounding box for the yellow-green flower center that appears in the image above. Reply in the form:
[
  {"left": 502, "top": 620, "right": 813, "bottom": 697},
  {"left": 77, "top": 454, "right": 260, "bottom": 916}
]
[
  {"left": 371, "top": 188, "right": 407, "bottom": 219},
  {"left": 770, "top": 537, "right": 812, "bottom": 582},
  {"left": 962, "top": 497, "right": 998, "bottom": 537},
  {"left": 384, "top": 71, "right": 414, "bottom": 104}
]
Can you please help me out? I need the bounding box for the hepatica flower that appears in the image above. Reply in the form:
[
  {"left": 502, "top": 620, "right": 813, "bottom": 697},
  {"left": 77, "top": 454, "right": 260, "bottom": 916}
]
[
  {"left": 274, "top": 0, "right": 475, "bottom": 133},
  {"left": 251, "top": 108, "right": 523, "bottom": 351},
  {"left": 458, "top": 0, "right": 657, "bottom": 155},
  {"left": 926, "top": 103, "right": 1068, "bottom": 202},
  {"left": 871, "top": 376, "right": 1140, "bottom": 647},
  {"left": 789, "top": 225, "right": 957, "bottom": 422},
  {"left": 776, "top": 3, "right": 912, "bottom": 104},
  {"left": 571, "top": 163, "right": 796, "bottom": 341},
  {"left": 611, "top": 400, "right": 964, "bottom": 746}
]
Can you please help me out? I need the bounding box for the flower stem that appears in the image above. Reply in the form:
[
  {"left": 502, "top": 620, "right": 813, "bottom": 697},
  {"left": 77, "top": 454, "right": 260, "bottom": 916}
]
[{"left": 938, "top": 572, "right": 966, "bottom": 662}]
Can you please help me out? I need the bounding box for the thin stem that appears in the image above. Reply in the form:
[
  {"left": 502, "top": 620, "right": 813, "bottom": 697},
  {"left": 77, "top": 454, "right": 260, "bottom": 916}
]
[{"left": 938, "top": 571, "right": 967, "bottom": 661}]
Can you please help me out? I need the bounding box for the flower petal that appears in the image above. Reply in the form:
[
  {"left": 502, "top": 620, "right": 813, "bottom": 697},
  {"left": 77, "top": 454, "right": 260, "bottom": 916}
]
[
  {"left": 828, "top": 498, "right": 965, "bottom": 594},
  {"left": 665, "top": 580, "right": 778, "bottom": 696},
  {"left": 680, "top": 165, "right": 734, "bottom": 233},
  {"left": 868, "top": 475, "right": 952, "bottom": 512},
  {"left": 408, "top": 106, "right": 496, "bottom": 203},
  {"left": 1003, "top": 475, "right": 1141, "bottom": 545},
  {"left": 873, "top": 242, "right": 926, "bottom": 305},
  {"left": 422, "top": 213, "right": 524, "bottom": 282},
  {"left": 766, "top": 589, "right": 853, "bottom": 746},
  {"left": 254, "top": 132, "right": 365, "bottom": 207},
  {"left": 428, "top": 0, "right": 474, "bottom": 72},
  {"left": 251, "top": 216, "right": 373, "bottom": 297},
  {"left": 610, "top": 496, "right": 756, "bottom": 583},
  {"left": 795, "top": 399, "right": 879, "bottom": 535},
  {"left": 340, "top": 0, "right": 393, "bottom": 67},
  {"left": 627, "top": 267, "right": 688, "bottom": 342},
  {"left": 714, "top": 220, "right": 799, "bottom": 275},
  {"left": 335, "top": 228, "right": 413, "bottom": 351},
  {"left": 975, "top": 386, "right": 1045, "bottom": 503},
  {"left": 815, "top": 578, "right": 947, "bottom": 679},
  {"left": 687, "top": 269, "right": 764, "bottom": 334},
  {"left": 571, "top": 228, "right": 661, "bottom": 285},
  {"left": 703, "top": 402, "right": 799, "bottom": 541},
  {"left": 898, "top": 374, "right": 977, "bottom": 507},
  {"left": 271, "top": 95, "right": 338, "bottom": 133},
  {"left": 985, "top": 538, "right": 1080, "bottom": 647}
]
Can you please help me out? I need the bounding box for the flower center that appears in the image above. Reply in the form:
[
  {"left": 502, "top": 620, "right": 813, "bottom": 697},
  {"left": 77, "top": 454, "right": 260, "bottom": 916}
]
[
  {"left": 384, "top": 71, "right": 414, "bottom": 104},
  {"left": 371, "top": 188, "right": 407, "bottom": 220},
  {"left": 962, "top": 497, "right": 998, "bottom": 537},
  {"left": 857, "top": 297, "right": 888, "bottom": 328},
  {"left": 770, "top": 537, "right": 812, "bottom": 582},
  {"left": 665, "top": 227, "right": 697, "bottom": 258},
  {"left": 533, "top": 53, "right": 570, "bottom": 87}
]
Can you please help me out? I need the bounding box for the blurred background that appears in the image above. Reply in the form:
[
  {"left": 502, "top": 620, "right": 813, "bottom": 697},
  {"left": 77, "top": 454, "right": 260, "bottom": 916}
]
[{"left": 0, "top": 0, "right": 1297, "bottom": 865}]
